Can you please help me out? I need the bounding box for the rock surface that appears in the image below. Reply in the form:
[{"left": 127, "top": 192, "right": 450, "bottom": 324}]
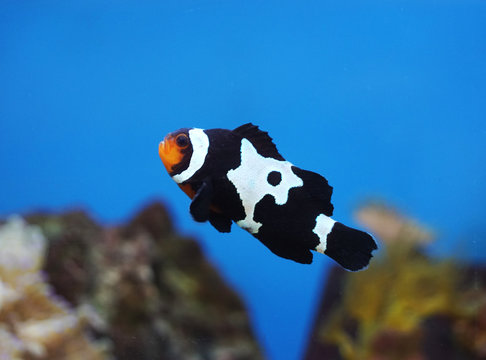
[
  {"left": 1, "top": 201, "right": 262, "bottom": 360},
  {"left": 0, "top": 216, "right": 108, "bottom": 360}
]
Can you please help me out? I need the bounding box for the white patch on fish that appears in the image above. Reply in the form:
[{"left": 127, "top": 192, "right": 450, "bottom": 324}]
[{"left": 227, "top": 138, "right": 303, "bottom": 234}]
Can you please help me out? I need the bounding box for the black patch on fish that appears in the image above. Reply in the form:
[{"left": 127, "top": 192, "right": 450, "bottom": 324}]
[
  {"left": 291, "top": 167, "right": 334, "bottom": 216},
  {"left": 232, "top": 123, "right": 284, "bottom": 160},
  {"left": 324, "top": 222, "right": 378, "bottom": 271},
  {"left": 170, "top": 146, "right": 193, "bottom": 176},
  {"left": 187, "top": 129, "right": 242, "bottom": 182},
  {"left": 267, "top": 171, "right": 282, "bottom": 186},
  {"left": 250, "top": 166, "right": 336, "bottom": 264},
  {"left": 253, "top": 192, "right": 319, "bottom": 264}
]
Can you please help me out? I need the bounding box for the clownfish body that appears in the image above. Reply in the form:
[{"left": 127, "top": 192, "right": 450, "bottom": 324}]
[{"left": 159, "top": 124, "right": 377, "bottom": 271}]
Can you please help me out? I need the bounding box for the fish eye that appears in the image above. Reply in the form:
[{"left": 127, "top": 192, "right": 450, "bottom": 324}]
[{"left": 175, "top": 134, "right": 189, "bottom": 147}]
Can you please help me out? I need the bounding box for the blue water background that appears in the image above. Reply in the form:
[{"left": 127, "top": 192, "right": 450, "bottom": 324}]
[{"left": 1, "top": 1, "right": 485, "bottom": 359}]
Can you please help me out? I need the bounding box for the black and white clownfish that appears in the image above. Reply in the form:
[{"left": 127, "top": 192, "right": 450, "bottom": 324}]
[{"left": 158, "top": 123, "right": 377, "bottom": 271}]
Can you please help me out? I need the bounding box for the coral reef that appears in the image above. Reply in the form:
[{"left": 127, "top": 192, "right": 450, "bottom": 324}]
[
  {"left": 23, "top": 201, "right": 263, "bottom": 360},
  {"left": 305, "top": 203, "right": 486, "bottom": 360},
  {"left": 0, "top": 216, "right": 108, "bottom": 360}
]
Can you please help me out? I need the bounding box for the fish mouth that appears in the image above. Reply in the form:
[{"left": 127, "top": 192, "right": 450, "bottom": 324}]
[
  {"left": 159, "top": 135, "right": 183, "bottom": 174},
  {"left": 159, "top": 134, "right": 172, "bottom": 148},
  {"left": 158, "top": 140, "right": 168, "bottom": 158},
  {"left": 159, "top": 134, "right": 171, "bottom": 150},
  {"left": 159, "top": 135, "right": 175, "bottom": 160}
]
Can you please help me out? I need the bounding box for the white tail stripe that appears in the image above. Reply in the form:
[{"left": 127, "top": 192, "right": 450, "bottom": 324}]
[
  {"left": 172, "top": 128, "right": 209, "bottom": 184},
  {"left": 313, "top": 214, "right": 336, "bottom": 253}
]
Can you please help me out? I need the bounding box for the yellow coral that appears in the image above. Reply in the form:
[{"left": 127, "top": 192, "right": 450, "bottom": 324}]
[
  {"left": 355, "top": 203, "right": 434, "bottom": 245},
  {"left": 320, "top": 204, "right": 477, "bottom": 360}
]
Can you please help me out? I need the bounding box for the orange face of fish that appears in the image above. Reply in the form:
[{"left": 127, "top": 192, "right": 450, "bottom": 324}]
[
  {"left": 158, "top": 132, "right": 190, "bottom": 173},
  {"left": 159, "top": 132, "right": 196, "bottom": 198}
]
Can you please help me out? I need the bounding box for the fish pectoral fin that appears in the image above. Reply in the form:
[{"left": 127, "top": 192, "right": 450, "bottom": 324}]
[
  {"left": 208, "top": 211, "right": 232, "bottom": 233},
  {"left": 189, "top": 180, "right": 213, "bottom": 222}
]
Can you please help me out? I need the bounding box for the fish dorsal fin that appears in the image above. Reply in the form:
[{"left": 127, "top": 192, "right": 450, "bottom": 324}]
[{"left": 232, "top": 123, "right": 284, "bottom": 160}]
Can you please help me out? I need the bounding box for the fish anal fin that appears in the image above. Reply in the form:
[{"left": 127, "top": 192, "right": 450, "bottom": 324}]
[
  {"left": 254, "top": 231, "right": 314, "bottom": 264},
  {"left": 264, "top": 241, "right": 314, "bottom": 264},
  {"left": 189, "top": 180, "right": 213, "bottom": 222},
  {"left": 292, "top": 167, "right": 334, "bottom": 216},
  {"left": 286, "top": 248, "right": 313, "bottom": 264},
  {"left": 232, "top": 123, "right": 284, "bottom": 160}
]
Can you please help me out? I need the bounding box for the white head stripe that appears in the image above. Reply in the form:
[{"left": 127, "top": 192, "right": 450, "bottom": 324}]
[{"left": 172, "top": 128, "right": 209, "bottom": 184}]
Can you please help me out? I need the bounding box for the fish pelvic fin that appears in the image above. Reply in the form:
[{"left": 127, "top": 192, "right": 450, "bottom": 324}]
[
  {"left": 189, "top": 180, "right": 213, "bottom": 222},
  {"left": 208, "top": 210, "right": 232, "bottom": 233}
]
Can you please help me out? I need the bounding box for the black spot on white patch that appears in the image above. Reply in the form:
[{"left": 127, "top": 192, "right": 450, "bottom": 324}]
[{"left": 267, "top": 171, "right": 282, "bottom": 186}]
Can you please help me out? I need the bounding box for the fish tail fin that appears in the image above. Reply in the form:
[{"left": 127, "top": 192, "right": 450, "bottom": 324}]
[{"left": 315, "top": 217, "right": 377, "bottom": 271}]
